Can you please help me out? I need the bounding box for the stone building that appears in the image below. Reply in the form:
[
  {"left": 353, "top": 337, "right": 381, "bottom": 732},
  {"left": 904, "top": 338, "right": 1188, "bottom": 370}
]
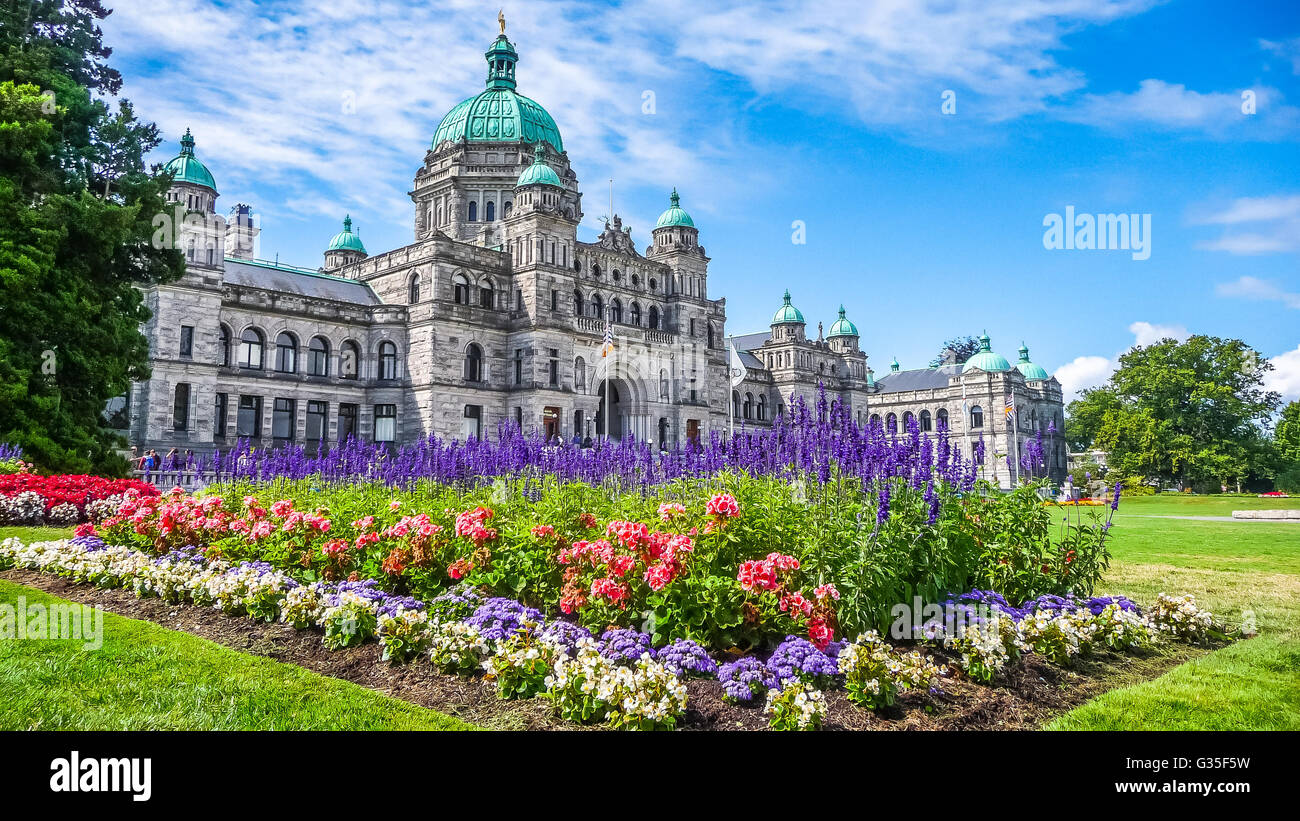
[{"left": 126, "top": 25, "right": 1066, "bottom": 486}]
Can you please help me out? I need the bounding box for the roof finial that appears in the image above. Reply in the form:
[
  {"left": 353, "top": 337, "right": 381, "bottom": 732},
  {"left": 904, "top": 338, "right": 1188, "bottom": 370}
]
[
  {"left": 838, "top": 304, "right": 846, "bottom": 317},
  {"left": 180, "top": 127, "right": 195, "bottom": 156},
  {"left": 670, "top": 187, "right": 680, "bottom": 207},
  {"left": 343, "top": 214, "right": 352, "bottom": 232},
  {"left": 498, "top": 9, "right": 506, "bottom": 35},
  {"left": 783, "top": 289, "right": 792, "bottom": 304}
]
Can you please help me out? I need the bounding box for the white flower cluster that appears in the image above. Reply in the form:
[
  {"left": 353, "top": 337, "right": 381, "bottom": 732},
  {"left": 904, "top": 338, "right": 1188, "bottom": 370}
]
[
  {"left": 132, "top": 553, "right": 227, "bottom": 604},
  {"left": 377, "top": 608, "right": 433, "bottom": 662},
  {"left": 319, "top": 592, "right": 379, "bottom": 650},
  {"left": 206, "top": 563, "right": 297, "bottom": 620},
  {"left": 2, "top": 538, "right": 150, "bottom": 587},
  {"left": 1092, "top": 603, "right": 1158, "bottom": 651},
  {"left": 481, "top": 629, "right": 556, "bottom": 679},
  {"left": 86, "top": 496, "right": 124, "bottom": 523},
  {"left": 0, "top": 492, "right": 49, "bottom": 526},
  {"left": 429, "top": 620, "right": 492, "bottom": 673},
  {"left": 1148, "top": 593, "right": 1216, "bottom": 641},
  {"left": 1017, "top": 610, "right": 1099, "bottom": 665},
  {"left": 837, "top": 630, "right": 945, "bottom": 709},
  {"left": 924, "top": 613, "right": 1025, "bottom": 682},
  {"left": 47, "top": 503, "right": 81, "bottom": 527},
  {"left": 764, "top": 682, "right": 827, "bottom": 731},
  {"left": 281, "top": 585, "right": 327, "bottom": 629},
  {"left": 544, "top": 638, "right": 687, "bottom": 729}
]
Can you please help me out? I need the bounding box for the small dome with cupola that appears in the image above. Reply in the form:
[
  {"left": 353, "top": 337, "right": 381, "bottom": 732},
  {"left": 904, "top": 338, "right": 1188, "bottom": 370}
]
[
  {"left": 655, "top": 188, "right": 695, "bottom": 229},
  {"left": 1015, "top": 342, "right": 1050, "bottom": 380},
  {"left": 827, "top": 305, "right": 858, "bottom": 338},
  {"left": 962, "top": 332, "right": 1012, "bottom": 373},
  {"left": 516, "top": 143, "right": 562, "bottom": 188},
  {"left": 162, "top": 128, "right": 216, "bottom": 191},
  {"left": 327, "top": 215, "right": 366, "bottom": 254},
  {"left": 771, "top": 290, "right": 805, "bottom": 324}
]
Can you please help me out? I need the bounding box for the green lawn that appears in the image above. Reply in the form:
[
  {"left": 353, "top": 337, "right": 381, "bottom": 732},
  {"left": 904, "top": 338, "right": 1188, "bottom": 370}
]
[
  {"left": 1049, "top": 495, "right": 1300, "bottom": 729},
  {"left": 0, "top": 525, "right": 74, "bottom": 542},
  {"left": 0, "top": 579, "right": 474, "bottom": 730}
]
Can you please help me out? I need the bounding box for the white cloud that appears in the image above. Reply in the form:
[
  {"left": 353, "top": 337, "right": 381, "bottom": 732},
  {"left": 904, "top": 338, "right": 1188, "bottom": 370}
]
[
  {"left": 1129, "top": 321, "right": 1189, "bottom": 347},
  {"left": 1055, "top": 355, "right": 1114, "bottom": 402},
  {"left": 1056, "top": 321, "right": 1191, "bottom": 401},
  {"left": 1264, "top": 345, "right": 1300, "bottom": 402},
  {"left": 1193, "top": 194, "right": 1300, "bottom": 255},
  {"left": 1215, "top": 276, "right": 1300, "bottom": 310},
  {"left": 1262, "top": 37, "right": 1300, "bottom": 75}
]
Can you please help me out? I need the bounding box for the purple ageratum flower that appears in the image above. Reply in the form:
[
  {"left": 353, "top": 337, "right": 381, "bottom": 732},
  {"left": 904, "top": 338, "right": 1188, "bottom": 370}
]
[
  {"left": 766, "top": 636, "right": 840, "bottom": 686},
  {"left": 1084, "top": 595, "right": 1141, "bottom": 616},
  {"left": 427, "top": 584, "right": 484, "bottom": 622},
  {"left": 465, "top": 597, "right": 544, "bottom": 641},
  {"left": 537, "top": 620, "right": 592, "bottom": 656},
  {"left": 654, "top": 639, "right": 718, "bottom": 678},
  {"left": 71, "top": 534, "right": 107, "bottom": 552},
  {"left": 599, "top": 628, "right": 653, "bottom": 664},
  {"left": 718, "top": 656, "right": 778, "bottom": 702}
]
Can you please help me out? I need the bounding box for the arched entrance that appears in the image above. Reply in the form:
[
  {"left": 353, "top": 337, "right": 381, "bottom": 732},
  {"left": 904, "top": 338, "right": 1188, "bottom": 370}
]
[{"left": 594, "top": 382, "right": 623, "bottom": 439}]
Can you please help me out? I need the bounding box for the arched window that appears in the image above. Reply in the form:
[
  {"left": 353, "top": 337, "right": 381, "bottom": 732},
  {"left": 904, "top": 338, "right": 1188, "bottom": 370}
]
[
  {"left": 610, "top": 297, "right": 623, "bottom": 323},
  {"left": 408, "top": 274, "right": 420, "bottom": 304},
  {"left": 575, "top": 357, "right": 587, "bottom": 392},
  {"left": 340, "top": 340, "right": 361, "bottom": 379},
  {"left": 485, "top": 201, "right": 495, "bottom": 221},
  {"left": 757, "top": 395, "right": 766, "bottom": 421},
  {"left": 274, "top": 332, "right": 297, "bottom": 373},
  {"left": 592, "top": 293, "right": 603, "bottom": 320},
  {"left": 453, "top": 273, "right": 470, "bottom": 305},
  {"left": 573, "top": 290, "right": 584, "bottom": 316},
  {"left": 464, "top": 343, "right": 483, "bottom": 382},
  {"left": 173, "top": 383, "right": 190, "bottom": 431},
  {"left": 502, "top": 201, "right": 512, "bottom": 218},
  {"left": 886, "top": 413, "right": 898, "bottom": 434},
  {"left": 648, "top": 306, "right": 660, "bottom": 330},
  {"left": 936, "top": 408, "right": 949, "bottom": 431},
  {"left": 468, "top": 201, "right": 477, "bottom": 221},
  {"left": 870, "top": 413, "right": 881, "bottom": 428},
  {"left": 649, "top": 277, "right": 657, "bottom": 291},
  {"left": 308, "top": 336, "right": 330, "bottom": 376},
  {"left": 218, "top": 324, "right": 232, "bottom": 367},
  {"left": 970, "top": 405, "right": 984, "bottom": 428},
  {"left": 479, "top": 279, "right": 494, "bottom": 308},
  {"left": 659, "top": 369, "right": 669, "bottom": 401},
  {"left": 744, "top": 393, "right": 753, "bottom": 420},
  {"left": 238, "top": 328, "right": 264, "bottom": 369},
  {"left": 378, "top": 341, "right": 398, "bottom": 380},
  {"left": 707, "top": 325, "right": 714, "bottom": 348},
  {"left": 592, "top": 263, "right": 601, "bottom": 279},
  {"left": 630, "top": 302, "right": 641, "bottom": 326},
  {"left": 903, "top": 411, "right": 914, "bottom": 430},
  {"left": 732, "top": 390, "right": 741, "bottom": 418},
  {"left": 920, "top": 409, "right": 932, "bottom": 432}
]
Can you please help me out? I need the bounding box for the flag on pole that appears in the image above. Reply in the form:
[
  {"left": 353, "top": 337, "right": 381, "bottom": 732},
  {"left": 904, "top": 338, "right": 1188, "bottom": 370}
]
[
  {"left": 1004, "top": 393, "right": 1016, "bottom": 422},
  {"left": 728, "top": 337, "right": 747, "bottom": 387},
  {"left": 601, "top": 323, "right": 614, "bottom": 358}
]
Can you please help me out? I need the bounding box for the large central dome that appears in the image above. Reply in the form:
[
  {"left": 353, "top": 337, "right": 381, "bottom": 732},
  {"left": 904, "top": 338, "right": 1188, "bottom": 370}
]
[{"left": 431, "top": 32, "right": 564, "bottom": 152}]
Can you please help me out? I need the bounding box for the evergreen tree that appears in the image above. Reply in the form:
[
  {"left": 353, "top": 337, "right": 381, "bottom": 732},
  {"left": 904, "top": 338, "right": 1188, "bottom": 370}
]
[{"left": 0, "top": 1, "right": 183, "bottom": 474}]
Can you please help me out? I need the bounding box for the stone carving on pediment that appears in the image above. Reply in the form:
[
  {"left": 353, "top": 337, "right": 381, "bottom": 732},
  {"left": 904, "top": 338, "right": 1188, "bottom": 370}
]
[{"left": 595, "top": 214, "right": 640, "bottom": 257}]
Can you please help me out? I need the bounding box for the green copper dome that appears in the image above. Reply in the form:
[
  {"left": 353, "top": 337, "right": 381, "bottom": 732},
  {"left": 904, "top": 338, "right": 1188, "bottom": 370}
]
[
  {"left": 963, "top": 332, "right": 1012, "bottom": 373},
  {"left": 827, "top": 305, "right": 859, "bottom": 337},
  {"left": 327, "top": 215, "right": 366, "bottom": 254},
  {"left": 162, "top": 129, "right": 216, "bottom": 191},
  {"left": 890, "top": 356, "right": 900, "bottom": 372},
  {"left": 1016, "top": 342, "right": 1050, "bottom": 380},
  {"left": 654, "top": 188, "right": 695, "bottom": 229},
  {"left": 516, "top": 144, "right": 561, "bottom": 187},
  {"left": 771, "top": 290, "right": 805, "bottom": 324},
  {"left": 431, "top": 33, "right": 564, "bottom": 151}
]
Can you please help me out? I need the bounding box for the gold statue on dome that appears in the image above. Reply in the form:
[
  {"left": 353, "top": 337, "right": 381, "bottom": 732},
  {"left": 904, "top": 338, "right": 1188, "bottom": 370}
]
[{"left": 498, "top": 10, "right": 506, "bottom": 35}]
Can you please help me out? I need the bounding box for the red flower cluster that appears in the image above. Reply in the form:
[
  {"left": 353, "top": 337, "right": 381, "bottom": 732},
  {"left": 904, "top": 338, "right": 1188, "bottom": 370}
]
[
  {"left": 704, "top": 492, "right": 740, "bottom": 533},
  {"left": 0, "top": 473, "right": 159, "bottom": 514},
  {"left": 737, "top": 552, "right": 800, "bottom": 592},
  {"left": 737, "top": 553, "right": 839, "bottom": 650},
  {"left": 454, "top": 506, "right": 498, "bottom": 547},
  {"left": 557, "top": 524, "right": 697, "bottom": 614}
]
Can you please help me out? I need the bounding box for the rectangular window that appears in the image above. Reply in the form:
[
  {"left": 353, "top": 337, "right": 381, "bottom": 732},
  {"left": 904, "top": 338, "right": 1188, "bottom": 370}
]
[
  {"left": 173, "top": 383, "right": 190, "bottom": 431},
  {"left": 550, "top": 289, "right": 558, "bottom": 311},
  {"left": 514, "top": 348, "right": 523, "bottom": 385},
  {"left": 180, "top": 326, "right": 194, "bottom": 358},
  {"left": 463, "top": 404, "right": 482, "bottom": 441},
  {"left": 237, "top": 395, "right": 261, "bottom": 439},
  {"left": 548, "top": 348, "right": 558, "bottom": 386},
  {"left": 272, "top": 398, "right": 295, "bottom": 441},
  {"left": 306, "top": 400, "right": 328, "bottom": 444},
  {"left": 374, "top": 404, "right": 396, "bottom": 442},
  {"left": 516, "top": 288, "right": 523, "bottom": 310},
  {"left": 214, "top": 392, "right": 227, "bottom": 438},
  {"left": 338, "top": 403, "right": 358, "bottom": 442}
]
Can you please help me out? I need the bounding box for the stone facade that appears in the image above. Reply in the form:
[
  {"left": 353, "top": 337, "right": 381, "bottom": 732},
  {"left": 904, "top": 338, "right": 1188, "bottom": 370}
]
[{"left": 128, "top": 27, "right": 1066, "bottom": 487}]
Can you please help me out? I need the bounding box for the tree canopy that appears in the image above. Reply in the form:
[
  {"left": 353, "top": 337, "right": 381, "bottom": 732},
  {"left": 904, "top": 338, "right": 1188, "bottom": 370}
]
[
  {"left": 1064, "top": 335, "right": 1280, "bottom": 488},
  {"left": 0, "top": 0, "right": 184, "bottom": 473},
  {"left": 930, "top": 335, "right": 981, "bottom": 368}
]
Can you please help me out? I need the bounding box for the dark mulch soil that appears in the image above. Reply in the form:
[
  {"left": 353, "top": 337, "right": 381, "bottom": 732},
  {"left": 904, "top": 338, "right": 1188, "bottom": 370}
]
[{"left": 2, "top": 569, "right": 1213, "bottom": 731}]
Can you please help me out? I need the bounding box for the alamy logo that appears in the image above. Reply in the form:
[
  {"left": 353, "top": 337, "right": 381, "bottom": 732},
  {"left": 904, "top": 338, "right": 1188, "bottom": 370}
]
[
  {"left": 0, "top": 596, "right": 102, "bottom": 650},
  {"left": 1042, "top": 206, "right": 1151, "bottom": 260},
  {"left": 50, "top": 751, "right": 152, "bottom": 802}
]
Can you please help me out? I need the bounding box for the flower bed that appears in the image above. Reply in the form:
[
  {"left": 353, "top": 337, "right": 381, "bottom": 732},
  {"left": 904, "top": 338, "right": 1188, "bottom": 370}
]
[
  {"left": 0, "top": 473, "right": 158, "bottom": 525},
  {"left": 0, "top": 529, "right": 1229, "bottom": 731}
]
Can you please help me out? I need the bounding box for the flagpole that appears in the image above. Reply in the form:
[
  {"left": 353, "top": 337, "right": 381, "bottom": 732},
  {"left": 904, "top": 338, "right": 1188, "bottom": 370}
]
[
  {"left": 1010, "top": 396, "right": 1021, "bottom": 487},
  {"left": 728, "top": 335, "right": 735, "bottom": 442}
]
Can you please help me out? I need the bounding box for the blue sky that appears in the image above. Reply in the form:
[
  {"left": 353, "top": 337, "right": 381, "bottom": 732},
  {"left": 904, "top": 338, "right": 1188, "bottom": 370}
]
[{"left": 100, "top": 0, "right": 1300, "bottom": 401}]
